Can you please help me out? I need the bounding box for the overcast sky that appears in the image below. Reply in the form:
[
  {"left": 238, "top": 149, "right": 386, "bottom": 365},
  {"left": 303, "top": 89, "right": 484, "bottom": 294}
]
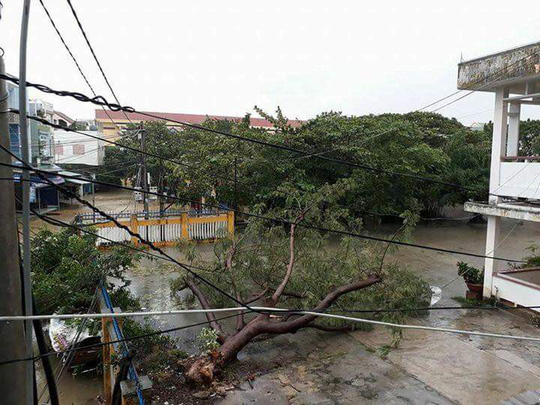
[{"left": 1, "top": 0, "right": 539, "bottom": 125}]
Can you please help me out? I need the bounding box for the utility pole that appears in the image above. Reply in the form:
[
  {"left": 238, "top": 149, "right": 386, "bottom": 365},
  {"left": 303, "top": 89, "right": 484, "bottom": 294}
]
[
  {"left": 233, "top": 157, "right": 238, "bottom": 210},
  {"left": 140, "top": 124, "right": 149, "bottom": 219},
  {"left": 19, "top": 1, "right": 34, "bottom": 403},
  {"left": 159, "top": 157, "right": 164, "bottom": 213},
  {"left": 0, "top": 52, "right": 29, "bottom": 405}
]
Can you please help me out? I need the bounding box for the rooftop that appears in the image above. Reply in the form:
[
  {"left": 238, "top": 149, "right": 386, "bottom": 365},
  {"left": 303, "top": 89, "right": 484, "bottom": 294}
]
[{"left": 95, "top": 110, "right": 304, "bottom": 129}]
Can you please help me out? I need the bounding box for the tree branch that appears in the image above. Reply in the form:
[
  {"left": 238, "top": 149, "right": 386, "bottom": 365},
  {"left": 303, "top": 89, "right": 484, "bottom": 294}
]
[
  {"left": 271, "top": 211, "right": 306, "bottom": 304},
  {"left": 184, "top": 276, "right": 228, "bottom": 341},
  {"left": 261, "top": 275, "right": 381, "bottom": 334}
]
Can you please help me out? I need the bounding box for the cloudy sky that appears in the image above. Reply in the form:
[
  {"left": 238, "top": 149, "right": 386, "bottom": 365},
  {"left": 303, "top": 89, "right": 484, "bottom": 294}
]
[{"left": 1, "top": 0, "right": 539, "bottom": 124}]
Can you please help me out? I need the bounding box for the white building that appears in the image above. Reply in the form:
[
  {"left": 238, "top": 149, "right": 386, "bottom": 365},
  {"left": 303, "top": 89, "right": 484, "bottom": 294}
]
[
  {"left": 29, "top": 99, "right": 55, "bottom": 162},
  {"left": 53, "top": 130, "right": 105, "bottom": 167},
  {"left": 459, "top": 41, "right": 540, "bottom": 310}
]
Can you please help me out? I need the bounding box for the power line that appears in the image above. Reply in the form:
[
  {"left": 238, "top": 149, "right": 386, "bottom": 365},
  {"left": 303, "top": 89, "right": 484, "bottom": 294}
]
[
  {"left": 0, "top": 311, "right": 249, "bottom": 367},
  {"left": 0, "top": 144, "right": 259, "bottom": 315},
  {"left": 5, "top": 300, "right": 540, "bottom": 322},
  {"left": 64, "top": 0, "right": 132, "bottom": 124},
  {"left": 0, "top": 159, "right": 525, "bottom": 264},
  {"left": 37, "top": 0, "right": 122, "bottom": 131},
  {"left": 3, "top": 304, "right": 540, "bottom": 368},
  {"left": 0, "top": 75, "right": 489, "bottom": 195},
  {"left": 419, "top": 49, "right": 539, "bottom": 112},
  {"left": 24, "top": 212, "right": 540, "bottom": 318}
]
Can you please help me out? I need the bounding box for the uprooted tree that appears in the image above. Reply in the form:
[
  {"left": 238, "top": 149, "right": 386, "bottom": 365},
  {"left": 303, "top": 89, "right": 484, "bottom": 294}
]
[{"left": 171, "top": 185, "right": 431, "bottom": 384}]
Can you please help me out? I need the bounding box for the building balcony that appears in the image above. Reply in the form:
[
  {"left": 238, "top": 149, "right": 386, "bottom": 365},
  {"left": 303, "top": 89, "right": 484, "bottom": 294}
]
[
  {"left": 496, "top": 157, "right": 540, "bottom": 200},
  {"left": 493, "top": 268, "right": 540, "bottom": 312}
]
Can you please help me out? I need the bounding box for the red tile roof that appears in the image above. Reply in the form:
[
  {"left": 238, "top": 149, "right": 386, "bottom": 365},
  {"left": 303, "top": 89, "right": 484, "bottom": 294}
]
[{"left": 95, "top": 110, "right": 303, "bottom": 128}]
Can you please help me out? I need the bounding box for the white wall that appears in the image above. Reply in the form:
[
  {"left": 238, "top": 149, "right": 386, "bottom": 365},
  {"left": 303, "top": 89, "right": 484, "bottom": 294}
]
[{"left": 53, "top": 130, "right": 104, "bottom": 166}]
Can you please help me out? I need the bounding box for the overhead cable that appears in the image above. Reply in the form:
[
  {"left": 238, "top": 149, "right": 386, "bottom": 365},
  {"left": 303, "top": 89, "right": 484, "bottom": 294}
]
[{"left": 0, "top": 160, "right": 525, "bottom": 264}]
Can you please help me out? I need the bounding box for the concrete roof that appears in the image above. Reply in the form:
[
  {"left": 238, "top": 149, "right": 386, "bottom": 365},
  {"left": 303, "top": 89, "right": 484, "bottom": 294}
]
[{"left": 457, "top": 41, "right": 540, "bottom": 93}]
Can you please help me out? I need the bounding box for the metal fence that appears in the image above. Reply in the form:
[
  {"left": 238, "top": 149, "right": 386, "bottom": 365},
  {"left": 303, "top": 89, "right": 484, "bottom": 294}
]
[{"left": 100, "top": 286, "right": 151, "bottom": 404}]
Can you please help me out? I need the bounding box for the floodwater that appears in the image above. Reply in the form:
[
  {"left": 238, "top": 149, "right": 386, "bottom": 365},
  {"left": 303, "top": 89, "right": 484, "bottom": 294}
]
[
  {"left": 31, "top": 192, "right": 540, "bottom": 403},
  {"left": 126, "top": 210, "right": 540, "bottom": 343}
]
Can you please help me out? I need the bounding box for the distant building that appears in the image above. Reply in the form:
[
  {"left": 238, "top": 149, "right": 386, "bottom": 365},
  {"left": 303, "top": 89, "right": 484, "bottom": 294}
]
[
  {"left": 52, "top": 110, "right": 75, "bottom": 128},
  {"left": 469, "top": 122, "right": 487, "bottom": 132},
  {"left": 7, "top": 81, "right": 23, "bottom": 159},
  {"left": 29, "top": 99, "right": 55, "bottom": 163},
  {"left": 53, "top": 130, "right": 105, "bottom": 167},
  {"left": 458, "top": 41, "right": 540, "bottom": 310},
  {"left": 6, "top": 80, "right": 94, "bottom": 211},
  {"left": 94, "top": 110, "right": 304, "bottom": 140}
]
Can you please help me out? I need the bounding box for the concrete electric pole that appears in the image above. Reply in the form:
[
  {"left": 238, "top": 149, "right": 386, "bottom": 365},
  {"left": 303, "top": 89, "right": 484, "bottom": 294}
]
[
  {"left": 140, "top": 124, "right": 149, "bottom": 218},
  {"left": 19, "top": 1, "right": 35, "bottom": 402},
  {"left": 0, "top": 54, "right": 29, "bottom": 404}
]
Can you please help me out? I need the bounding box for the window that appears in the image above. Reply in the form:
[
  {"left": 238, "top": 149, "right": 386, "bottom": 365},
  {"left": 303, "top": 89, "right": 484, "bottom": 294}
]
[
  {"left": 9, "top": 124, "right": 21, "bottom": 158},
  {"left": 55, "top": 143, "right": 64, "bottom": 155},
  {"left": 73, "top": 144, "right": 85, "bottom": 155}
]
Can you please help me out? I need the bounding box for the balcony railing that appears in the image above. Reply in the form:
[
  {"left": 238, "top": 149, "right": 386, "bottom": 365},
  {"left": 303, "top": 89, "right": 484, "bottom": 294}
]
[{"left": 497, "top": 156, "right": 540, "bottom": 199}]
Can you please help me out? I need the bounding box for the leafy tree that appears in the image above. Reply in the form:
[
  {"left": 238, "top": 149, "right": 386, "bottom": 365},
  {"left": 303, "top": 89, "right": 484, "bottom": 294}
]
[
  {"left": 31, "top": 227, "right": 140, "bottom": 314},
  {"left": 484, "top": 119, "right": 540, "bottom": 156},
  {"left": 98, "top": 110, "right": 498, "bottom": 218},
  {"left": 96, "top": 145, "right": 137, "bottom": 186},
  {"left": 171, "top": 185, "right": 431, "bottom": 383},
  {"left": 519, "top": 120, "right": 540, "bottom": 156}
]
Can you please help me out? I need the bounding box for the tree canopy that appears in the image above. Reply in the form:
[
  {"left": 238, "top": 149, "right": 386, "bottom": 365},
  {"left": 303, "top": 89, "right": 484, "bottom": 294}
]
[{"left": 101, "top": 110, "right": 493, "bottom": 218}]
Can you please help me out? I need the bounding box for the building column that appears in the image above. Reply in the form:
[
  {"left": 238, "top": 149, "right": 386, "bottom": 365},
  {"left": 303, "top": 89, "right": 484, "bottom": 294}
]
[
  {"left": 489, "top": 88, "right": 509, "bottom": 204},
  {"left": 507, "top": 103, "right": 521, "bottom": 157},
  {"left": 484, "top": 215, "right": 501, "bottom": 298}
]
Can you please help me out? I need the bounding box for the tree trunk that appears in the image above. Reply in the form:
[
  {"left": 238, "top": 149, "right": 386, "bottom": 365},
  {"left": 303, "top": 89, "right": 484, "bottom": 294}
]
[
  {"left": 184, "top": 275, "right": 380, "bottom": 385},
  {"left": 184, "top": 316, "right": 264, "bottom": 384}
]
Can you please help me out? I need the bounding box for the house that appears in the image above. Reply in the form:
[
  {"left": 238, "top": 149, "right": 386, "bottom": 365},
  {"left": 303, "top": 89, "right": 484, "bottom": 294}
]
[
  {"left": 7, "top": 80, "right": 23, "bottom": 159},
  {"left": 458, "top": 41, "right": 540, "bottom": 310},
  {"left": 469, "top": 122, "right": 487, "bottom": 132},
  {"left": 6, "top": 80, "right": 94, "bottom": 211},
  {"left": 53, "top": 130, "right": 105, "bottom": 167},
  {"left": 94, "top": 110, "right": 304, "bottom": 140},
  {"left": 52, "top": 110, "right": 75, "bottom": 128},
  {"left": 29, "top": 99, "right": 55, "bottom": 163}
]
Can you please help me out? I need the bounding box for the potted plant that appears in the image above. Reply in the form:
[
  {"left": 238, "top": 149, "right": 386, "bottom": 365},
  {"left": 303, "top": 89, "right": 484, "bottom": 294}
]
[{"left": 457, "top": 261, "right": 484, "bottom": 293}]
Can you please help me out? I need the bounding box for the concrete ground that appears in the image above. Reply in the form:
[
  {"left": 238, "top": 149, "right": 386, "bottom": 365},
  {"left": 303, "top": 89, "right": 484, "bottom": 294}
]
[{"left": 218, "top": 307, "right": 540, "bottom": 405}]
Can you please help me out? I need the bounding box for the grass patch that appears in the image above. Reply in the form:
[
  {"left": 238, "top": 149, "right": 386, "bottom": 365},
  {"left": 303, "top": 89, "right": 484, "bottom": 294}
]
[{"left": 451, "top": 296, "right": 497, "bottom": 307}]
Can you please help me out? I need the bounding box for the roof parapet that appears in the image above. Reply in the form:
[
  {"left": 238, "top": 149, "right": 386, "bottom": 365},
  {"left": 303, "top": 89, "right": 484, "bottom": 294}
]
[{"left": 457, "top": 41, "right": 540, "bottom": 92}]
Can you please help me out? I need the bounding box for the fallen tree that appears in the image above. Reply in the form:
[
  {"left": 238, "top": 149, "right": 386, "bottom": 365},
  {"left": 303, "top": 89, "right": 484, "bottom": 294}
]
[{"left": 171, "top": 186, "right": 431, "bottom": 384}]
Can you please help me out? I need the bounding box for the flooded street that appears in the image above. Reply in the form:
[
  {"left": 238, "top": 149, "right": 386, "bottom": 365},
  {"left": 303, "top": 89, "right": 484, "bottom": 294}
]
[{"left": 30, "top": 192, "right": 540, "bottom": 403}]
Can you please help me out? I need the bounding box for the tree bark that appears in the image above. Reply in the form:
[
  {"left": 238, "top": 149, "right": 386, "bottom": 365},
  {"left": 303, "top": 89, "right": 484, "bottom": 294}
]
[
  {"left": 184, "top": 275, "right": 381, "bottom": 384},
  {"left": 185, "top": 276, "right": 228, "bottom": 341}
]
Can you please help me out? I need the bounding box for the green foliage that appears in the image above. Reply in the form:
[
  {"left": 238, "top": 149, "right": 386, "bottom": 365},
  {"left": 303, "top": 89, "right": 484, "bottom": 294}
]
[
  {"left": 197, "top": 327, "right": 220, "bottom": 353},
  {"left": 456, "top": 261, "right": 484, "bottom": 285},
  {"left": 31, "top": 227, "right": 184, "bottom": 377},
  {"left": 515, "top": 244, "right": 540, "bottom": 268},
  {"left": 31, "top": 227, "right": 141, "bottom": 314},
  {"left": 451, "top": 296, "right": 495, "bottom": 307},
  {"left": 68, "top": 121, "right": 89, "bottom": 131},
  {"left": 98, "top": 110, "right": 495, "bottom": 218},
  {"left": 122, "top": 319, "right": 185, "bottom": 374},
  {"left": 97, "top": 146, "right": 136, "bottom": 186},
  {"left": 171, "top": 188, "right": 431, "bottom": 330}
]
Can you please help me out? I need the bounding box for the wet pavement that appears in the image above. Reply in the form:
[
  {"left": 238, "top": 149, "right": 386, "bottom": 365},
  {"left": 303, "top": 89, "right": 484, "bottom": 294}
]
[{"left": 30, "top": 192, "right": 540, "bottom": 404}]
